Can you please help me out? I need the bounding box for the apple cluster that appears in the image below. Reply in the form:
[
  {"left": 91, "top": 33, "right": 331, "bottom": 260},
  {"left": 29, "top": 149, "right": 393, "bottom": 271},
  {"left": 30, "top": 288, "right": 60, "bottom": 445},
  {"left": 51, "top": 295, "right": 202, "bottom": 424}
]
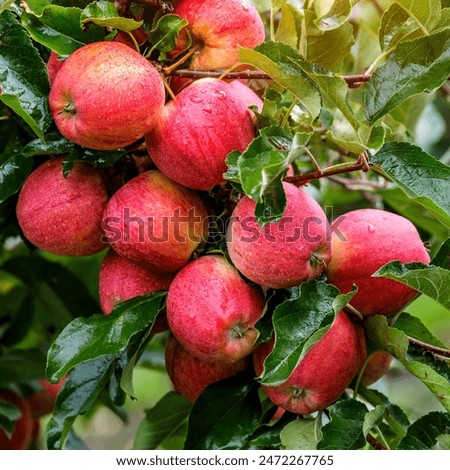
[{"left": 13, "top": 0, "right": 431, "bottom": 430}]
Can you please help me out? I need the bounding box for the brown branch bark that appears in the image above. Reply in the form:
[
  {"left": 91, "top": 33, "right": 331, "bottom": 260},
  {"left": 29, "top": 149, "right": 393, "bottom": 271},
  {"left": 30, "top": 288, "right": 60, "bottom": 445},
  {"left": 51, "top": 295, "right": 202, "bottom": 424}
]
[
  {"left": 114, "top": 0, "right": 173, "bottom": 16},
  {"left": 164, "top": 68, "right": 372, "bottom": 89},
  {"left": 367, "top": 434, "right": 387, "bottom": 450},
  {"left": 283, "top": 156, "right": 372, "bottom": 187},
  {"left": 408, "top": 337, "right": 450, "bottom": 359}
]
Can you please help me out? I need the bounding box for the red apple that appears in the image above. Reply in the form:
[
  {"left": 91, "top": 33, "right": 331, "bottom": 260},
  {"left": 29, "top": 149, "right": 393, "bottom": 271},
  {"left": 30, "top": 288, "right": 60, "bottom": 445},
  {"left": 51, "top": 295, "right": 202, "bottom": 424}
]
[
  {"left": 167, "top": 255, "right": 265, "bottom": 363},
  {"left": 99, "top": 250, "right": 174, "bottom": 314},
  {"left": 0, "top": 391, "right": 34, "bottom": 450},
  {"left": 102, "top": 170, "right": 208, "bottom": 272},
  {"left": 227, "top": 182, "right": 332, "bottom": 289},
  {"left": 361, "top": 351, "right": 392, "bottom": 386},
  {"left": 49, "top": 41, "right": 165, "bottom": 150},
  {"left": 16, "top": 157, "right": 108, "bottom": 257},
  {"left": 165, "top": 335, "right": 249, "bottom": 402},
  {"left": 172, "top": 0, "right": 265, "bottom": 70},
  {"left": 26, "top": 379, "right": 65, "bottom": 419},
  {"left": 146, "top": 78, "right": 256, "bottom": 190},
  {"left": 326, "top": 209, "right": 431, "bottom": 316},
  {"left": 253, "top": 312, "right": 364, "bottom": 415},
  {"left": 47, "top": 51, "right": 64, "bottom": 85}
]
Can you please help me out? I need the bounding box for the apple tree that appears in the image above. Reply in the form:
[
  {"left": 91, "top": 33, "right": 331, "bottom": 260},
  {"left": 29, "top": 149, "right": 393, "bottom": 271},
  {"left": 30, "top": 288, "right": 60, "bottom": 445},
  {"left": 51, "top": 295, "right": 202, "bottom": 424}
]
[{"left": 0, "top": 0, "right": 449, "bottom": 451}]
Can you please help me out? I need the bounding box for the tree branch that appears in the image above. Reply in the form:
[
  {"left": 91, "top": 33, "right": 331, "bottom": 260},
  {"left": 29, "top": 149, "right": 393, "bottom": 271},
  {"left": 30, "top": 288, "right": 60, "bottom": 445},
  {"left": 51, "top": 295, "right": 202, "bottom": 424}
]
[
  {"left": 408, "top": 337, "right": 450, "bottom": 359},
  {"left": 367, "top": 433, "right": 387, "bottom": 450},
  {"left": 115, "top": 0, "right": 173, "bottom": 16},
  {"left": 164, "top": 68, "right": 372, "bottom": 89},
  {"left": 283, "top": 154, "right": 372, "bottom": 187}
]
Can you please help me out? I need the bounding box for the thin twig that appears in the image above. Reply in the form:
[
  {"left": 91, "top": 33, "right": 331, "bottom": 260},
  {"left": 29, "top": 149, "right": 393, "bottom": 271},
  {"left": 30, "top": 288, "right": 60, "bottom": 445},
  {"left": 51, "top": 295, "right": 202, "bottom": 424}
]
[
  {"left": 283, "top": 157, "right": 373, "bottom": 187},
  {"left": 164, "top": 68, "right": 372, "bottom": 89},
  {"left": 328, "top": 175, "right": 389, "bottom": 190},
  {"left": 408, "top": 337, "right": 450, "bottom": 359}
]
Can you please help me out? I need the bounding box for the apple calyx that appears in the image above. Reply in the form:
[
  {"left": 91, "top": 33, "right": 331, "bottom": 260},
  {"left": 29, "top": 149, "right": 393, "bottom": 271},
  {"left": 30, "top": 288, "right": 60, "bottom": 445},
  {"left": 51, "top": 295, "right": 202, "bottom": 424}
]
[
  {"left": 61, "top": 100, "right": 76, "bottom": 116},
  {"left": 229, "top": 322, "right": 253, "bottom": 340}
]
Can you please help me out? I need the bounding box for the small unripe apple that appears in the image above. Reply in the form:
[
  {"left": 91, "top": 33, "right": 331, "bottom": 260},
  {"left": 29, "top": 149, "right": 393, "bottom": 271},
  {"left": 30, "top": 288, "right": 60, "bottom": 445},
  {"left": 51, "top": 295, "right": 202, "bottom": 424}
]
[
  {"left": 146, "top": 78, "right": 256, "bottom": 190},
  {"left": 172, "top": 0, "right": 265, "bottom": 70},
  {"left": 103, "top": 170, "right": 209, "bottom": 272},
  {"left": 0, "top": 391, "right": 34, "bottom": 450},
  {"left": 167, "top": 255, "right": 265, "bottom": 363},
  {"left": 99, "top": 250, "right": 174, "bottom": 314},
  {"left": 326, "top": 209, "right": 430, "bottom": 316},
  {"left": 361, "top": 351, "right": 393, "bottom": 386},
  {"left": 165, "top": 335, "right": 249, "bottom": 402},
  {"left": 16, "top": 157, "right": 108, "bottom": 257},
  {"left": 26, "top": 379, "right": 65, "bottom": 419},
  {"left": 49, "top": 41, "right": 165, "bottom": 150},
  {"left": 227, "top": 182, "right": 332, "bottom": 289},
  {"left": 253, "top": 312, "right": 364, "bottom": 415}
]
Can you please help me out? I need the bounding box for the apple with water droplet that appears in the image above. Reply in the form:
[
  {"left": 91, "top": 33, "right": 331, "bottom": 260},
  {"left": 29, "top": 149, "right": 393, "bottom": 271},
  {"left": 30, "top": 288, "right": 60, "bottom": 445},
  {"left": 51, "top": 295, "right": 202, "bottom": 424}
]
[{"left": 326, "top": 209, "right": 430, "bottom": 316}]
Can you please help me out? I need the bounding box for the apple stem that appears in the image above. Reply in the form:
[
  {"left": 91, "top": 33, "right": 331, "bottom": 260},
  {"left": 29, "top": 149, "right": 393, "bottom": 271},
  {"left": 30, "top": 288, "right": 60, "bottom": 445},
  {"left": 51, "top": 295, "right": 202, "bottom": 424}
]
[
  {"left": 164, "top": 43, "right": 203, "bottom": 75},
  {"left": 161, "top": 75, "right": 176, "bottom": 100}
]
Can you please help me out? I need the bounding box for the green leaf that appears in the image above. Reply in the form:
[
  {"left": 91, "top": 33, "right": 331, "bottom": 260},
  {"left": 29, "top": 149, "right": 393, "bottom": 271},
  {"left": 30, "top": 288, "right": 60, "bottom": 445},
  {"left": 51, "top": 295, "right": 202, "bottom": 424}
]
[
  {"left": 134, "top": 392, "right": 191, "bottom": 450},
  {"left": 184, "top": 374, "right": 261, "bottom": 450},
  {"left": 395, "top": 0, "right": 441, "bottom": 33},
  {"left": 0, "top": 10, "right": 51, "bottom": 139},
  {"left": 254, "top": 179, "right": 287, "bottom": 226},
  {"left": 372, "top": 142, "right": 450, "bottom": 227},
  {"left": 398, "top": 412, "right": 450, "bottom": 449},
  {"left": 46, "top": 356, "right": 116, "bottom": 450},
  {"left": 259, "top": 281, "right": 356, "bottom": 386},
  {"left": 313, "top": 0, "right": 359, "bottom": 31},
  {"left": 0, "top": 350, "right": 47, "bottom": 386},
  {"left": 307, "top": 22, "right": 355, "bottom": 72},
  {"left": 46, "top": 292, "right": 166, "bottom": 382},
  {"left": 0, "top": 399, "right": 21, "bottom": 436},
  {"left": 148, "top": 14, "right": 189, "bottom": 59},
  {"left": 434, "top": 434, "right": 450, "bottom": 450},
  {"left": 366, "top": 316, "right": 450, "bottom": 412},
  {"left": 275, "top": 5, "right": 301, "bottom": 48},
  {"left": 432, "top": 239, "right": 450, "bottom": 268},
  {"left": 81, "top": 1, "right": 142, "bottom": 31},
  {"left": 238, "top": 126, "right": 292, "bottom": 202},
  {"left": 280, "top": 416, "right": 323, "bottom": 450},
  {"left": 239, "top": 42, "right": 321, "bottom": 122},
  {"left": 62, "top": 147, "right": 126, "bottom": 176},
  {"left": 0, "top": 0, "right": 14, "bottom": 14},
  {"left": 394, "top": 312, "right": 448, "bottom": 349},
  {"left": 22, "top": 132, "right": 77, "bottom": 157},
  {"left": 373, "top": 261, "right": 450, "bottom": 310},
  {"left": 21, "top": 5, "right": 105, "bottom": 56},
  {"left": 379, "top": 3, "right": 423, "bottom": 51},
  {"left": 0, "top": 154, "right": 33, "bottom": 204},
  {"left": 363, "top": 405, "right": 386, "bottom": 437},
  {"left": 223, "top": 150, "right": 241, "bottom": 183},
  {"left": 317, "top": 399, "right": 368, "bottom": 450},
  {"left": 363, "top": 29, "right": 450, "bottom": 123}
]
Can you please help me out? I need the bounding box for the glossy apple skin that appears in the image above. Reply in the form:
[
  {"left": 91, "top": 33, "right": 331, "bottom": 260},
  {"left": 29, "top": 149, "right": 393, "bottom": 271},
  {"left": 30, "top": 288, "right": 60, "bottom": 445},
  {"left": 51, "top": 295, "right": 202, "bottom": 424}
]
[
  {"left": 253, "top": 312, "right": 364, "bottom": 415},
  {"left": 103, "top": 170, "right": 208, "bottom": 272},
  {"left": 227, "top": 183, "right": 332, "bottom": 290},
  {"left": 26, "top": 379, "right": 65, "bottom": 419},
  {"left": 361, "top": 351, "right": 393, "bottom": 386},
  {"left": 146, "top": 78, "right": 255, "bottom": 190},
  {"left": 326, "top": 209, "right": 430, "bottom": 316},
  {"left": 99, "top": 250, "right": 174, "bottom": 314},
  {"left": 165, "top": 335, "right": 249, "bottom": 402},
  {"left": 167, "top": 255, "right": 265, "bottom": 363},
  {"left": 16, "top": 157, "right": 108, "bottom": 257},
  {"left": 0, "top": 391, "right": 34, "bottom": 450},
  {"left": 172, "top": 0, "right": 265, "bottom": 70},
  {"left": 47, "top": 52, "right": 64, "bottom": 85},
  {"left": 49, "top": 42, "right": 165, "bottom": 150}
]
